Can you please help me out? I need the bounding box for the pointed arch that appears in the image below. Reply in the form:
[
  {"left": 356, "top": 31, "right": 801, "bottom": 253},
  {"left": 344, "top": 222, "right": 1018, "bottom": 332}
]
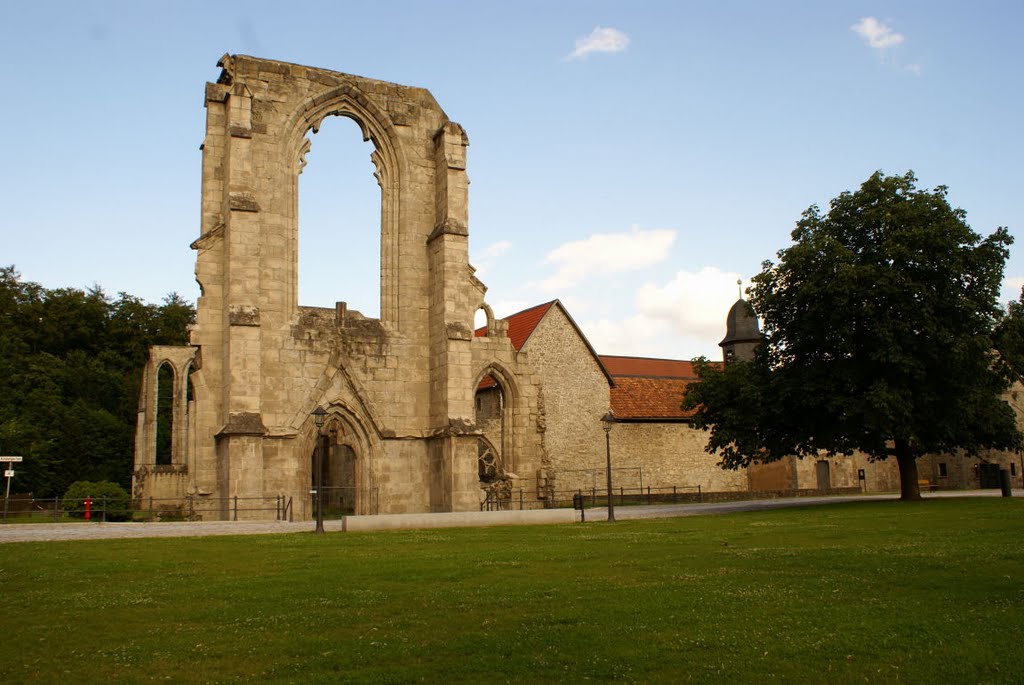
[
  {"left": 155, "top": 362, "right": 175, "bottom": 465},
  {"left": 473, "top": 362, "right": 521, "bottom": 475},
  {"left": 303, "top": 399, "right": 380, "bottom": 516},
  {"left": 281, "top": 85, "right": 407, "bottom": 327}
]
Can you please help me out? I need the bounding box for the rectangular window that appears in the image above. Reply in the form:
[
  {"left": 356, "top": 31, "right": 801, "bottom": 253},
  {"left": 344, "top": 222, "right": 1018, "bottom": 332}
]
[
  {"left": 938, "top": 463, "right": 948, "bottom": 478},
  {"left": 1012, "top": 463, "right": 1017, "bottom": 476}
]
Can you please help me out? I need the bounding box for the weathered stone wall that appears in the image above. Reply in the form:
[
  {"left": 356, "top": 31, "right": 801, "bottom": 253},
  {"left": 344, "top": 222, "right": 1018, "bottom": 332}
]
[
  {"left": 519, "top": 307, "right": 612, "bottom": 495},
  {"left": 608, "top": 422, "right": 750, "bottom": 493},
  {"left": 470, "top": 318, "right": 548, "bottom": 506},
  {"left": 792, "top": 453, "right": 901, "bottom": 492}
]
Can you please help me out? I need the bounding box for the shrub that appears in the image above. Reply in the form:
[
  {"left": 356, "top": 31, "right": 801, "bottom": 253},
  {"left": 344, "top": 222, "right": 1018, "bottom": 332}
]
[{"left": 62, "top": 481, "right": 132, "bottom": 521}]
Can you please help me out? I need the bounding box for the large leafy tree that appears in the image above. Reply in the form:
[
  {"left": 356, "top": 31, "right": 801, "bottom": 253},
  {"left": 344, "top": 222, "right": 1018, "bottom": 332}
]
[
  {"left": 0, "top": 267, "right": 194, "bottom": 496},
  {"left": 684, "top": 171, "right": 1020, "bottom": 500}
]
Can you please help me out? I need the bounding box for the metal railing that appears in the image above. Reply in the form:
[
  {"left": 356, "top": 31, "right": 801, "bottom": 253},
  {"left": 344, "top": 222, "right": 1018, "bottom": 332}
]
[
  {"left": 479, "top": 484, "right": 705, "bottom": 512},
  {"left": 137, "top": 495, "right": 294, "bottom": 522},
  {"left": 0, "top": 494, "right": 295, "bottom": 524},
  {"left": 1, "top": 496, "right": 124, "bottom": 524},
  {"left": 307, "top": 486, "right": 379, "bottom": 518}
]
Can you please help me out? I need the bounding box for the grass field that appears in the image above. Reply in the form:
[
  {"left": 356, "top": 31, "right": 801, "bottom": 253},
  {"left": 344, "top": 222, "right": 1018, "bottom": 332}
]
[{"left": 1, "top": 498, "right": 1022, "bottom": 683}]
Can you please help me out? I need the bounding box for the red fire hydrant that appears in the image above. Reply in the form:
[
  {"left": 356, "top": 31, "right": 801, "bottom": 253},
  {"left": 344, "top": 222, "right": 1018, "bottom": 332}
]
[{"left": 84, "top": 497, "right": 92, "bottom": 522}]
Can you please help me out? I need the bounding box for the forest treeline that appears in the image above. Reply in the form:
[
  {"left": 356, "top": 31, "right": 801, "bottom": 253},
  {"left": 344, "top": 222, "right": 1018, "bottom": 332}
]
[{"left": 0, "top": 266, "right": 194, "bottom": 497}]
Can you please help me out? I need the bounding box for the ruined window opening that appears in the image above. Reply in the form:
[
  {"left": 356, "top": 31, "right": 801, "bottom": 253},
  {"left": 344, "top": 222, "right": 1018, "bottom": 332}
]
[
  {"left": 474, "top": 307, "right": 488, "bottom": 332},
  {"left": 475, "top": 372, "right": 508, "bottom": 498},
  {"left": 298, "top": 116, "right": 380, "bottom": 316},
  {"left": 155, "top": 363, "right": 174, "bottom": 465},
  {"left": 938, "top": 462, "right": 948, "bottom": 478},
  {"left": 479, "top": 448, "right": 499, "bottom": 483}
]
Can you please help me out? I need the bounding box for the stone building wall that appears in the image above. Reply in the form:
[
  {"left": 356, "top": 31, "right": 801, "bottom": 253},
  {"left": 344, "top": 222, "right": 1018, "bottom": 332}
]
[
  {"left": 791, "top": 453, "right": 901, "bottom": 492},
  {"left": 609, "top": 422, "right": 749, "bottom": 494},
  {"left": 518, "top": 306, "right": 612, "bottom": 495}
]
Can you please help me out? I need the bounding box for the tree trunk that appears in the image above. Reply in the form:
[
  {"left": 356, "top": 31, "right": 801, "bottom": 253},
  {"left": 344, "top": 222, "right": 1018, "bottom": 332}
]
[{"left": 895, "top": 438, "right": 922, "bottom": 501}]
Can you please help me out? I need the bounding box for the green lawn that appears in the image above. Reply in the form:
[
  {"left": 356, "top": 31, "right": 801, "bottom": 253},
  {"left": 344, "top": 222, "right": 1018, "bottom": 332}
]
[{"left": 1, "top": 498, "right": 1022, "bottom": 683}]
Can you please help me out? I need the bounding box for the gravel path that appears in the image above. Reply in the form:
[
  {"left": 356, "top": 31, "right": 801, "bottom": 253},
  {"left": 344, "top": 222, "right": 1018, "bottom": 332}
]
[{"left": 0, "top": 489, "right": 1016, "bottom": 543}]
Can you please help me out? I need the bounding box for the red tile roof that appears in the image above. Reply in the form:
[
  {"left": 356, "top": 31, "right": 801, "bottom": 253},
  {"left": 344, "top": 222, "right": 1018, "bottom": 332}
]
[
  {"left": 599, "top": 356, "right": 698, "bottom": 379},
  {"left": 477, "top": 305, "right": 715, "bottom": 420},
  {"left": 601, "top": 355, "right": 719, "bottom": 420},
  {"left": 610, "top": 377, "right": 697, "bottom": 420},
  {"left": 475, "top": 301, "right": 555, "bottom": 351}
]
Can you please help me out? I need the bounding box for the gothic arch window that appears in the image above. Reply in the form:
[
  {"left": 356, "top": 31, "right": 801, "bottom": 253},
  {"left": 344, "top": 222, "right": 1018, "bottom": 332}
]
[
  {"left": 298, "top": 115, "right": 380, "bottom": 316},
  {"left": 155, "top": 362, "right": 175, "bottom": 466},
  {"left": 285, "top": 89, "right": 404, "bottom": 328},
  {"left": 474, "top": 365, "right": 518, "bottom": 477}
]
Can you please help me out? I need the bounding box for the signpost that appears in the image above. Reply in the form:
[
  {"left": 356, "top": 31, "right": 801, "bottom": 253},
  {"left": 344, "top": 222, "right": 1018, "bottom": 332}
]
[{"left": 1, "top": 456, "right": 24, "bottom": 523}]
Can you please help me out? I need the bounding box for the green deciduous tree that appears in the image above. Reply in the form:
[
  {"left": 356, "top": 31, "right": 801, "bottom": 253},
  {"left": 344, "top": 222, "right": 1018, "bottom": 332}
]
[
  {"left": 684, "top": 171, "right": 1021, "bottom": 500},
  {"left": 0, "top": 267, "right": 194, "bottom": 496}
]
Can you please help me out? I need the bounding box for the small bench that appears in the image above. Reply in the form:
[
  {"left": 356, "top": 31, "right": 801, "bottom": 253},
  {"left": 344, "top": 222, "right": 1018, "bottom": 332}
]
[{"left": 917, "top": 479, "right": 938, "bottom": 492}]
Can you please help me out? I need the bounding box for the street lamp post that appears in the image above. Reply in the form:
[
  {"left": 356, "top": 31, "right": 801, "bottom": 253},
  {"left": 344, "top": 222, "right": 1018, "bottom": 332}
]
[
  {"left": 601, "top": 410, "right": 616, "bottom": 522},
  {"left": 312, "top": 406, "right": 327, "bottom": 534}
]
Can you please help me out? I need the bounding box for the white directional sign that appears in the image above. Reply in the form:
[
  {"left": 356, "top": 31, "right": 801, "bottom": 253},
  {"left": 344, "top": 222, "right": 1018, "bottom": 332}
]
[
  {"left": 3, "top": 470, "right": 13, "bottom": 478},
  {"left": 0, "top": 456, "right": 23, "bottom": 462}
]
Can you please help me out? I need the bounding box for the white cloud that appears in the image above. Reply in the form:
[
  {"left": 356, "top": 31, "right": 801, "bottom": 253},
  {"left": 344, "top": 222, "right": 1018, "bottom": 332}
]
[
  {"left": 538, "top": 226, "right": 675, "bottom": 291},
  {"left": 568, "top": 26, "right": 630, "bottom": 60},
  {"left": 471, "top": 240, "right": 512, "bottom": 279},
  {"left": 1001, "top": 276, "right": 1024, "bottom": 305},
  {"left": 581, "top": 314, "right": 671, "bottom": 357},
  {"left": 580, "top": 266, "right": 745, "bottom": 359},
  {"left": 636, "top": 266, "right": 744, "bottom": 344},
  {"left": 476, "top": 240, "right": 511, "bottom": 260},
  {"left": 492, "top": 299, "right": 532, "bottom": 318},
  {"left": 851, "top": 17, "right": 905, "bottom": 50}
]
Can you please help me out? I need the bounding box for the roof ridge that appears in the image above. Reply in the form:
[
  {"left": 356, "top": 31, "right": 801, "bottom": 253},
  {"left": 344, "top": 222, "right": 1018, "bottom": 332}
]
[{"left": 598, "top": 354, "right": 693, "bottom": 363}]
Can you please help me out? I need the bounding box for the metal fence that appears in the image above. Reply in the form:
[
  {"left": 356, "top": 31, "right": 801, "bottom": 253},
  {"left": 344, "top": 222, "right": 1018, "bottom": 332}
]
[
  {"left": 481, "top": 484, "right": 705, "bottom": 511},
  {"left": 1, "top": 495, "right": 123, "bottom": 524},
  {"left": 0, "top": 494, "right": 294, "bottom": 524},
  {"left": 1, "top": 486, "right": 388, "bottom": 524},
  {"left": 307, "top": 486, "right": 380, "bottom": 518},
  {"left": 136, "top": 495, "right": 294, "bottom": 522}
]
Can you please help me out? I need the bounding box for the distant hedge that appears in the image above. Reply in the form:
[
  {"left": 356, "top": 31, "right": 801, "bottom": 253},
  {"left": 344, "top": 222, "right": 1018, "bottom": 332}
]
[{"left": 62, "top": 480, "right": 132, "bottom": 521}]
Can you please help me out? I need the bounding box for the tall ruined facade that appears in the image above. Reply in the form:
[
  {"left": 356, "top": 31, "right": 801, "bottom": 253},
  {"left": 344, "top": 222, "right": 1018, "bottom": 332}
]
[{"left": 133, "top": 55, "right": 549, "bottom": 519}]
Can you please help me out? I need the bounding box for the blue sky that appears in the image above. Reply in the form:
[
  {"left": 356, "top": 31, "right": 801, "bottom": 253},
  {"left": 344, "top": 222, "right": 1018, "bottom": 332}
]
[{"left": 2, "top": 1, "right": 1022, "bottom": 360}]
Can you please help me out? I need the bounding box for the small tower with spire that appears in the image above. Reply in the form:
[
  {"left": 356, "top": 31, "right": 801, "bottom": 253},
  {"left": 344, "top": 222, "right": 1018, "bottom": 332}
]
[{"left": 719, "top": 279, "right": 763, "bottom": 363}]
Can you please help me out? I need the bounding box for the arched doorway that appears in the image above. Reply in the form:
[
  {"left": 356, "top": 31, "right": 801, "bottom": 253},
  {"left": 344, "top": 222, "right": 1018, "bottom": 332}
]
[
  {"left": 308, "top": 406, "right": 379, "bottom": 517},
  {"left": 310, "top": 428, "right": 358, "bottom": 518}
]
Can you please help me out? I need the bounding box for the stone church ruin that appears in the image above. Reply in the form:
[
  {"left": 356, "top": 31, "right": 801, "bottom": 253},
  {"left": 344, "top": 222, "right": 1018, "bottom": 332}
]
[
  {"left": 133, "top": 55, "right": 1020, "bottom": 521},
  {"left": 133, "top": 54, "right": 550, "bottom": 519}
]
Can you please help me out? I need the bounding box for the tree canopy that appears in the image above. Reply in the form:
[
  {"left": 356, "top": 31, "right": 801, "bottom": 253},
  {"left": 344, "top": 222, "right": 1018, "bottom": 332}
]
[
  {"left": 683, "top": 171, "right": 1021, "bottom": 500},
  {"left": 0, "top": 266, "right": 194, "bottom": 497}
]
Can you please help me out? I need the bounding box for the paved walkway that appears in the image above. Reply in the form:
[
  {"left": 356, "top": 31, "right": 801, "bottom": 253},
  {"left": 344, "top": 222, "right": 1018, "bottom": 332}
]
[
  {"left": 606, "top": 488, "right": 1018, "bottom": 521},
  {"left": 0, "top": 489, "right": 1016, "bottom": 543}
]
